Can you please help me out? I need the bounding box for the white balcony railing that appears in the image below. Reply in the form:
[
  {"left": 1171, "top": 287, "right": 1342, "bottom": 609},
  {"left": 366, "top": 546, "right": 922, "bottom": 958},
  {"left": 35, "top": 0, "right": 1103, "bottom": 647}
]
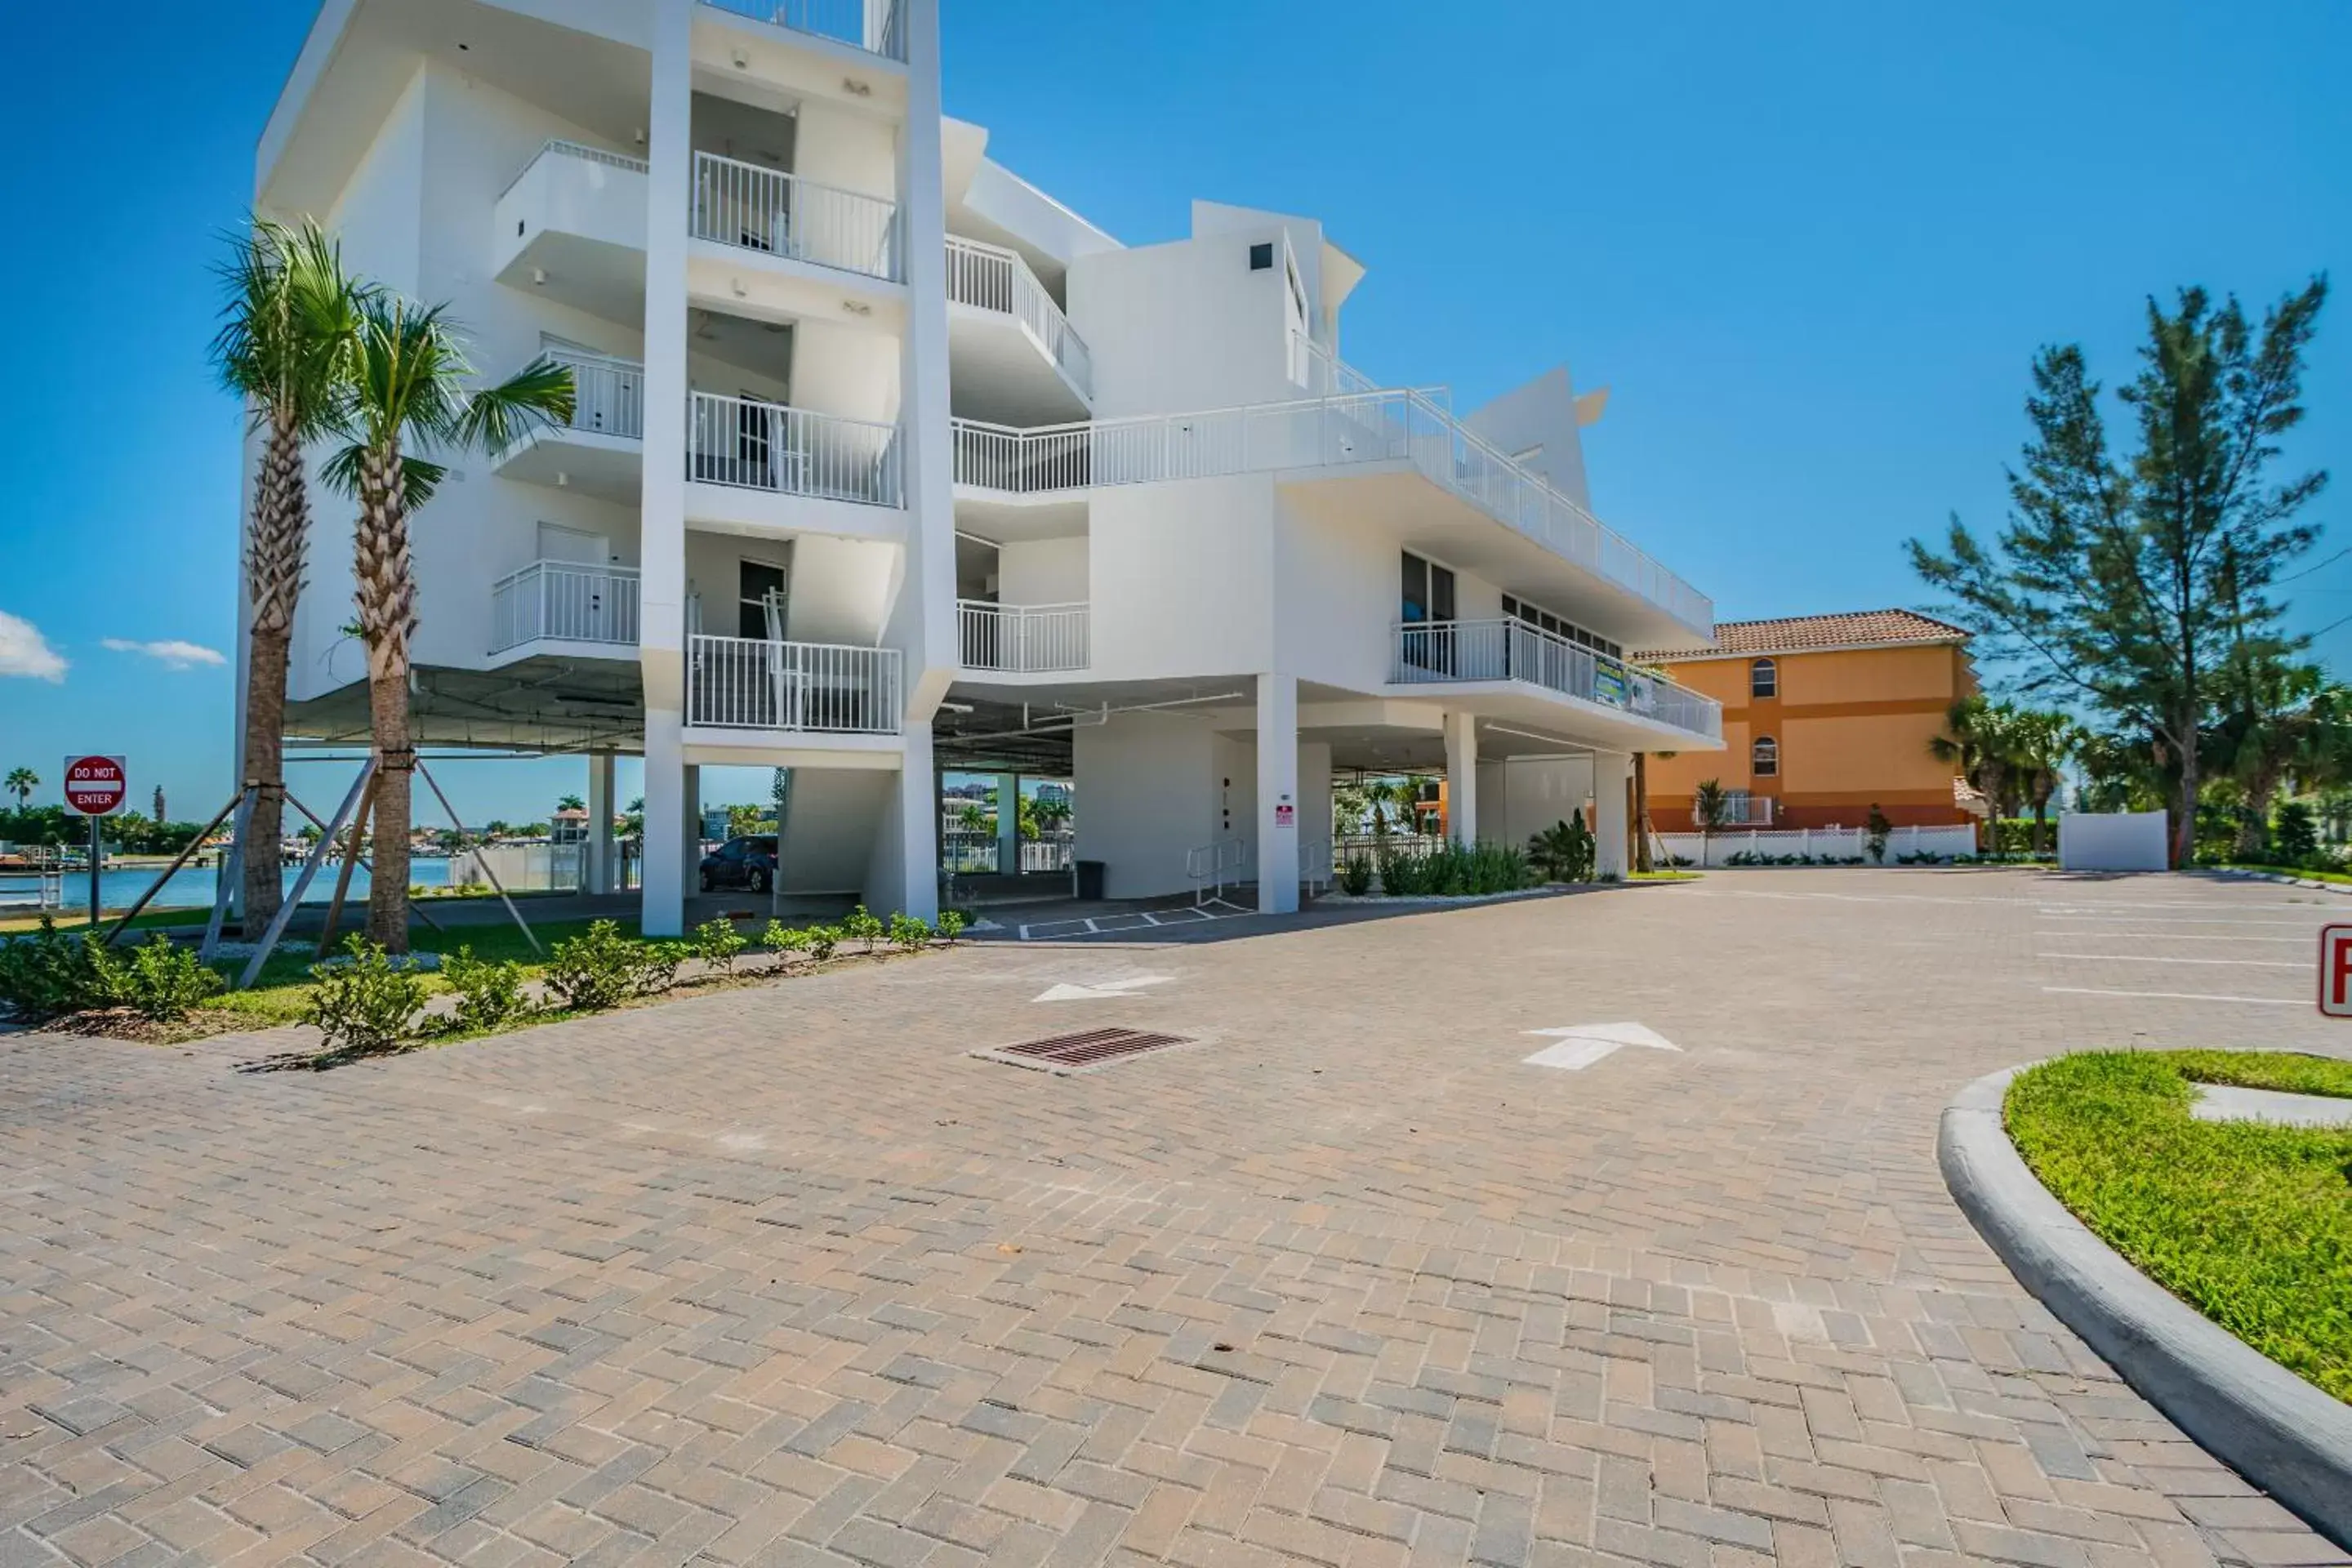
[
  {"left": 687, "top": 635, "right": 902, "bottom": 733},
  {"left": 956, "top": 599, "right": 1089, "bottom": 673},
  {"left": 490, "top": 562, "right": 642, "bottom": 654},
  {"left": 696, "top": 0, "right": 905, "bottom": 60},
  {"left": 687, "top": 393, "right": 902, "bottom": 507},
  {"left": 1700, "top": 791, "right": 1776, "bottom": 826},
  {"left": 951, "top": 390, "right": 1713, "bottom": 635},
  {"left": 690, "top": 153, "right": 901, "bottom": 282},
  {"left": 497, "top": 138, "right": 649, "bottom": 202},
  {"left": 946, "top": 236, "right": 1092, "bottom": 398},
  {"left": 546, "top": 349, "right": 644, "bottom": 439},
  {"left": 1392, "top": 620, "right": 1722, "bottom": 741}
]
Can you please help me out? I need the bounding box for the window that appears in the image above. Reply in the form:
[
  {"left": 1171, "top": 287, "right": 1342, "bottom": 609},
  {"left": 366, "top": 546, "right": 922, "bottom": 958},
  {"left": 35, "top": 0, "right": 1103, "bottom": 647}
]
[
  {"left": 1401, "top": 551, "right": 1454, "bottom": 624},
  {"left": 1499, "top": 594, "right": 1622, "bottom": 659},
  {"left": 1752, "top": 736, "right": 1779, "bottom": 777},
  {"left": 1249, "top": 242, "right": 1274, "bottom": 270},
  {"left": 1750, "top": 657, "right": 1778, "bottom": 698},
  {"left": 738, "top": 560, "right": 786, "bottom": 639}
]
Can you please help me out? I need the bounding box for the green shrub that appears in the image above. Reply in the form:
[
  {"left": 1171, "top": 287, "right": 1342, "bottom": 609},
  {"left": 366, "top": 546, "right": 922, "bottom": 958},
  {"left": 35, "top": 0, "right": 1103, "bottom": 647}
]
[
  {"left": 117, "top": 935, "right": 225, "bottom": 1022},
  {"left": 439, "top": 946, "right": 532, "bottom": 1032},
  {"left": 1339, "top": 853, "right": 1374, "bottom": 896},
  {"left": 0, "top": 918, "right": 122, "bottom": 1020},
  {"left": 1865, "top": 804, "right": 1893, "bottom": 864},
  {"left": 888, "top": 911, "right": 932, "bottom": 951},
  {"left": 544, "top": 920, "right": 642, "bottom": 1011},
  {"left": 635, "top": 941, "right": 691, "bottom": 995},
  {"left": 1375, "top": 852, "right": 1418, "bottom": 896},
  {"left": 1527, "top": 818, "right": 1595, "bottom": 883},
  {"left": 2273, "top": 799, "right": 2321, "bottom": 866},
  {"left": 844, "top": 905, "right": 884, "bottom": 954},
  {"left": 935, "top": 910, "right": 967, "bottom": 945},
  {"left": 306, "top": 937, "right": 427, "bottom": 1056},
  {"left": 764, "top": 920, "right": 811, "bottom": 956},
  {"left": 693, "top": 916, "right": 748, "bottom": 974},
  {"left": 804, "top": 924, "right": 842, "bottom": 960}
]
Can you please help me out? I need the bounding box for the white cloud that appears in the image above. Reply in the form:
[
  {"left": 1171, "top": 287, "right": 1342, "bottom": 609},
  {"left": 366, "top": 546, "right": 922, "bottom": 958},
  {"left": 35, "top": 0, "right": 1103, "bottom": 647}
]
[
  {"left": 0, "top": 611, "right": 67, "bottom": 682},
  {"left": 102, "top": 638, "right": 228, "bottom": 670}
]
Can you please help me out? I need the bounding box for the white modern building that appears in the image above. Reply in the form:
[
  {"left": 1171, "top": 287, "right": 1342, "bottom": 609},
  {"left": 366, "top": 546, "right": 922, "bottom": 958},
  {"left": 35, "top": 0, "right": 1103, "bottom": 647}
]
[{"left": 245, "top": 0, "right": 1724, "bottom": 934}]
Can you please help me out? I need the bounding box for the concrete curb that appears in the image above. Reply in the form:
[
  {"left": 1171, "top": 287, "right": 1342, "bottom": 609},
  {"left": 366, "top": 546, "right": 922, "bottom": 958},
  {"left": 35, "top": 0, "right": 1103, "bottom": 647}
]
[{"left": 1938, "top": 1067, "right": 2352, "bottom": 1551}]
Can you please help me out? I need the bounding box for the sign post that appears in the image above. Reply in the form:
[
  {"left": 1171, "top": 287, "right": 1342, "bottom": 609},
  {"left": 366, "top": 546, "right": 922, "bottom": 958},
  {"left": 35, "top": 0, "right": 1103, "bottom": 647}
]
[
  {"left": 62, "top": 755, "right": 128, "bottom": 928},
  {"left": 2319, "top": 924, "right": 2352, "bottom": 1018}
]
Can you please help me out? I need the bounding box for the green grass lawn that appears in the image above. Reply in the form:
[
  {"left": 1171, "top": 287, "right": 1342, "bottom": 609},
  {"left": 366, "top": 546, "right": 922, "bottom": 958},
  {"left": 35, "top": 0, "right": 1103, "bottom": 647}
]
[
  {"left": 2005, "top": 1050, "right": 2352, "bottom": 1403},
  {"left": 2221, "top": 862, "right": 2352, "bottom": 886}
]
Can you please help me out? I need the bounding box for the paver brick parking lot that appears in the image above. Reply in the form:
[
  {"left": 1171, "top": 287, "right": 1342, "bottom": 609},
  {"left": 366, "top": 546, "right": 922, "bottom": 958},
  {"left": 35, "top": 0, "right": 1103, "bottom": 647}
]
[{"left": 4, "top": 869, "right": 2349, "bottom": 1566}]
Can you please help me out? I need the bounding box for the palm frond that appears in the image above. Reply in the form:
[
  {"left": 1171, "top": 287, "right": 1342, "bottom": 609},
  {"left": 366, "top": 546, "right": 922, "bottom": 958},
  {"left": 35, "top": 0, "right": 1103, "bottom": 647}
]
[{"left": 457, "top": 358, "right": 577, "bottom": 454}]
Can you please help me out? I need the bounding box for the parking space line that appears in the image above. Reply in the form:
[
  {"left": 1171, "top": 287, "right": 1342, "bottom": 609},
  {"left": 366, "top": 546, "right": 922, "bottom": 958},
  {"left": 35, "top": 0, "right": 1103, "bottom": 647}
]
[
  {"left": 2042, "top": 986, "right": 2307, "bottom": 1006},
  {"left": 2038, "top": 953, "right": 2302, "bottom": 968}
]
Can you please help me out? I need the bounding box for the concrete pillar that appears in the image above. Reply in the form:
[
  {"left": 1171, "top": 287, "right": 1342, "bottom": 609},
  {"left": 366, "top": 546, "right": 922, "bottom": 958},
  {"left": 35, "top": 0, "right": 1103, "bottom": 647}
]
[
  {"left": 585, "top": 751, "right": 615, "bottom": 894},
  {"left": 1594, "top": 751, "right": 1630, "bottom": 879},
  {"left": 995, "top": 771, "right": 1019, "bottom": 876},
  {"left": 1444, "top": 710, "right": 1478, "bottom": 846},
  {"left": 868, "top": 724, "right": 940, "bottom": 920},
  {"left": 641, "top": 713, "right": 686, "bottom": 935},
  {"left": 1257, "top": 673, "right": 1298, "bottom": 915}
]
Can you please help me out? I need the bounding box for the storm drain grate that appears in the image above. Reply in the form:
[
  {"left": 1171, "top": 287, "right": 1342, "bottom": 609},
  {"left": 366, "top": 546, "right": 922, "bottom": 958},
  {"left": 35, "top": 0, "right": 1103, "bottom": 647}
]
[{"left": 974, "top": 1027, "right": 1197, "bottom": 1075}]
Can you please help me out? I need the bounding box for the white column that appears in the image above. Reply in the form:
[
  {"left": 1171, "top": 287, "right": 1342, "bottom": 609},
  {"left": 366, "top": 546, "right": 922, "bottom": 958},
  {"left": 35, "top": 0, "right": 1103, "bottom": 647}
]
[
  {"left": 586, "top": 751, "right": 615, "bottom": 894},
  {"left": 1444, "top": 710, "right": 1478, "bottom": 847},
  {"left": 1257, "top": 673, "right": 1298, "bottom": 915},
  {"left": 642, "top": 714, "right": 686, "bottom": 935},
  {"left": 635, "top": 0, "right": 693, "bottom": 939},
  {"left": 868, "top": 724, "right": 940, "bottom": 920},
  {"left": 995, "top": 771, "right": 1019, "bottom": 876},
  {"left": 1593, "top": 751, "right": 1630, "bottom": 879}
]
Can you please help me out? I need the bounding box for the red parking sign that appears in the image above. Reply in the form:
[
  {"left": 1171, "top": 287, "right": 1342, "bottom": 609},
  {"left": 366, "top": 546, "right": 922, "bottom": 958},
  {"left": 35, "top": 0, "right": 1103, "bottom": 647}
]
[
  {"left": 2319, "top": 925, "right": 2352, "bottom": 1018},
  {"left": 62, "top": 755, "right": 127, "bottom": 817}
]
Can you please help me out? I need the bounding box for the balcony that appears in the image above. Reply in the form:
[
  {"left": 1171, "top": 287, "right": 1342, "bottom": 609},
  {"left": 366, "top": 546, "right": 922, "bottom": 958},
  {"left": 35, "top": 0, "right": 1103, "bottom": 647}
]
[
  {"left": 948, "top": 390, "right": 1715, "bottom": 642},
  {"left": 491, "top": 350, "right": 644, "bottom": 501},
  {"left": 690, "top": 153, "right": 901, "bottom": 283},
  {"left": 946, "top": 237, "right": 1090, "bottom": 421},
  {"left": 1391, "top": 620, "right": 1723, "bottom": 744},
  {"left": 492, "top": 140, "right": 650, "bottom": 325},
  {"left": 697, "top": 0, "right": 905, "bottom": 61},
  {"left": 687, "top": 635, "right": 902, "bottom": 734},
  {"left": 956, "top": 600, "right": 1089, "bottom": 675},
  {"left": 1702, "top": 791, "right": 1776, "bottom": 826},
  {"left": 686, "top": 391, "right": 902, "bottom": 512},
  {"left": 489, "top": 562, "right": 641, "bottom": 658}
]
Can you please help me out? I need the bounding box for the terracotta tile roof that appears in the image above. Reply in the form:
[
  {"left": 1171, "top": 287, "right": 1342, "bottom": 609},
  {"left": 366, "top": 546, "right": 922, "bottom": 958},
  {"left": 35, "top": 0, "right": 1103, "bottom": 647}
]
[{"left": 1634, "top": 608, "right": 1970, "bottom": 662}]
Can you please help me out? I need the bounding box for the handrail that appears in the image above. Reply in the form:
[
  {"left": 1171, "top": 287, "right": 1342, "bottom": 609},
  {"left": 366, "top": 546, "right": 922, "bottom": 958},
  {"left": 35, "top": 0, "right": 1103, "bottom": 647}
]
[
  {"left": 947, "top": 390, "right": 1713, "bottom": 635},
  {"left": 695, "top": 0, "right": 906, "bottom": 61},
  {"left": 946, "top": 236, "right": 1091, "bottom": 398},
  {"left": 542, "top": 349, "right": 644, "bottom": 439},
  {"left": 690, "top": 152, "right": 902, "bottom": 282},
  {"left": 956, "top": 599, "right": 1089, "bottom": 672},
  {"left": 1391, "top": 619, "right": 1723, "bottom": 741},
  {"left": 489, "top": 561, "right": 642, "bottom": 654},
  {"left": 686, "top": 634, "right": 902, "bottom": 733},
  {"left": 687, "top": 391, "right": 902, "bottom": 507},
  {"left": 1186, "top": 835, "right": 1249, "bottom": 905},
  {"left": 498, "top": 138, "right": 650, "bottom": 202}
]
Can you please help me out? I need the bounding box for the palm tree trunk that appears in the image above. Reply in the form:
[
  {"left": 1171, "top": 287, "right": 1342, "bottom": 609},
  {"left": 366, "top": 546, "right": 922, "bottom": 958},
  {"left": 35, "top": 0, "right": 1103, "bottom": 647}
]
[
  {"left": 238, "top": 411, "right": 310, "bottom": 931},
  {"left": 1633, "top": 753, "right": 1653, "bottom": 874},
  {"left": 354, "top": 447, "right": 417, "bottom": 953}
]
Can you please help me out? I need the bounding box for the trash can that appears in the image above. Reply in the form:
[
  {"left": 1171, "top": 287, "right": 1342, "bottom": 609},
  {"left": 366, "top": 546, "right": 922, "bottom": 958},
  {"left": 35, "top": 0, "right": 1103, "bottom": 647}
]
[{"left": 1075, "top": 860, "right": 1106, "bottom": 901}]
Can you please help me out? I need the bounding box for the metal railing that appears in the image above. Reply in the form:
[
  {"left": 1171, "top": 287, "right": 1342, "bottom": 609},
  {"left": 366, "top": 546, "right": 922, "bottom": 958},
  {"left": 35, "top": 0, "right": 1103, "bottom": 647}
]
[
  {"left": 948, "top": 389, "right": 1713, "bottom": 634},
  {"left": 687, "top": 635, "right": 902, "bottom": 733},
  {"left": 687, "top": 392, "right": 903, "bottom": 507},
  {"left": 946, "top": 236, "right": 1092, "bottom": 397},
  {"left": 1699, "top": 791, "right": 1776, "bottom": 826},
  {"left": 498, "top": 138, "right": 649, "bottom": 201},
  {"left": 1187, "top": 836, "right": 1249, "bottom": 906},
  {"left": 545, "top": 349, "right": 644, "bottom": 439},
  {"left": 956, "top": 599, "right": 1089, "bottom": 673},
  {"left": 489, "top": 562, "right": 641, "bottom": 653},
  {"left": 1292, "top": 332, "right": 1379, "bottom": 398},
  {"left": 695, "top": 0, "right": 905, "bottom": 60},
  {"left": 1391, "top": 620, "right": 1722, "bottom": 741},
  {"left": 690, "top": 152, "right": 901, "bottom": 282}
]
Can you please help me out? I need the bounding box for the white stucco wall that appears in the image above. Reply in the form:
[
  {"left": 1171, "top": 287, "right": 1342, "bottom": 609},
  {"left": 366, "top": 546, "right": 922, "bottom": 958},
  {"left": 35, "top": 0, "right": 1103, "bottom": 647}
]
[
  {"left": 1073, "top": 710, "right": 1217, "bottom": 898},
  {"left": 1068, "top": 234, "right": 1294, "bottom": 417},
  {"left": 997, "top": 536, "right": 1088, "bottom": 604},
  {"left": 1087, "top": 476, "right": 1274, "bottom": 681}
]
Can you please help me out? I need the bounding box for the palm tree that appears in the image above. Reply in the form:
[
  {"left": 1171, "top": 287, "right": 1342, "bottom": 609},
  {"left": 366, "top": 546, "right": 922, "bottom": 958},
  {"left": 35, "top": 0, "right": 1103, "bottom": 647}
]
[
  {"left": 212, "top": 219, "right": 370, "bottom": 932},
  {"left": 4, "top": 767, "right": 35, "bottom": 808},
  {"left": 2007, "top": 710, "right": 2080, "bottom": 857},
  {"left": 1930, "top": 696, "right": 2027, "bottom": 853},
  {"left": 1692, "top": 778, "right": 1732, "bottom": 867},
  {"left": 2211, "top": 661, "right": 2352, "bottom": 858},
  {"left": 324, "top": 294, "right": 572, "bottom": 951},
  {"left": 557, "top": 793, "right": 586, "bottom": 812}
]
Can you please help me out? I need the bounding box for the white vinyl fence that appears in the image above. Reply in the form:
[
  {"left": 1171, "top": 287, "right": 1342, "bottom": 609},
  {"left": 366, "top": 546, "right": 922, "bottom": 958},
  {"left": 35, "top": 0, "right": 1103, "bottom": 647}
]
[
  {"left": 1655, "top": 824, "right": 1980, "bottom": 866},
  {"left": 2057, "top": 810, "right": 2170, "bottom": 872}
]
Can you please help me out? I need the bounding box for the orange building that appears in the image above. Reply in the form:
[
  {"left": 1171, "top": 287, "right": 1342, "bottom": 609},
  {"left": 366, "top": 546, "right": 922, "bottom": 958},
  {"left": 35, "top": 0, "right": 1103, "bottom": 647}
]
[{"left": 1635, "top": 610, "right": 1978, "bottom": 832}]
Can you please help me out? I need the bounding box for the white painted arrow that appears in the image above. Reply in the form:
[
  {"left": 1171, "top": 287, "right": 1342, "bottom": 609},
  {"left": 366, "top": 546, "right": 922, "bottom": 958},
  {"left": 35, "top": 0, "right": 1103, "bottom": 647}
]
[
  {"left": 1521, "top": 1021, "right": 1681, "bottom": 1071},
  {"left": 1033, "top": 975, "right": 1175, "bottom": 1003}
]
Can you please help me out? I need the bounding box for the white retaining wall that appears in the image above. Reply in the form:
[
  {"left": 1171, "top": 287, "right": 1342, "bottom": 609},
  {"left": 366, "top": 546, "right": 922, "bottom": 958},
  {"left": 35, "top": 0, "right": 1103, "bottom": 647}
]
[
  {"left": 1656, "top": 824, "right": 1980, "bottom": 866},
  {"left": 2058, "top": 810, "right": 2170, "bottom": 872}
]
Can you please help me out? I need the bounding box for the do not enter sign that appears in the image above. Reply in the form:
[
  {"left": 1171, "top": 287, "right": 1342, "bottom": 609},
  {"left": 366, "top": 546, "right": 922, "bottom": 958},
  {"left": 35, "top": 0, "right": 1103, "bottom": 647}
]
[{"left": 62, "top": 755, "right": 128, "bottom": 817}]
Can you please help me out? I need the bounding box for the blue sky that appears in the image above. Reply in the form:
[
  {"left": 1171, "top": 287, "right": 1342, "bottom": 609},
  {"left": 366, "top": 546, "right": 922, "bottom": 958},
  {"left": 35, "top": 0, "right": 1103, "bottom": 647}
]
[{"left": 2, "top": 0, "right": 2345, "bottom": 825}]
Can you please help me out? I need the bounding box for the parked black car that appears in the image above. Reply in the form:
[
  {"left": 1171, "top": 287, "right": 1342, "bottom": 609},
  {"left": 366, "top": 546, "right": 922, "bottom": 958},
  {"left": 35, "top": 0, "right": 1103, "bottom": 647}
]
[{"left": 699, "top": 835, "right": 777, "bottom": 893}]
